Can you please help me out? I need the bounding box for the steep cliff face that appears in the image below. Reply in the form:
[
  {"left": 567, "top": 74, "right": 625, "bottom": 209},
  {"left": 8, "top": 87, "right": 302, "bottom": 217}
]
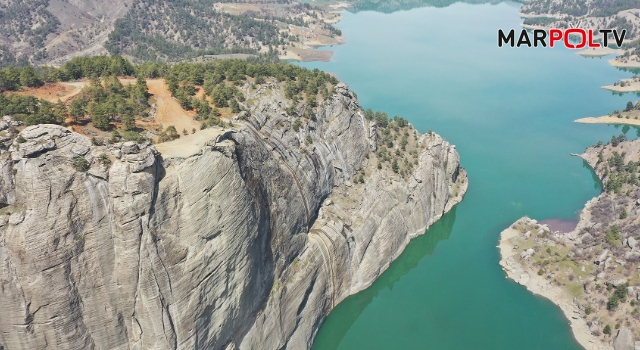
[{"left": 0, "top": 83, "right": 466, "bottom": 350}]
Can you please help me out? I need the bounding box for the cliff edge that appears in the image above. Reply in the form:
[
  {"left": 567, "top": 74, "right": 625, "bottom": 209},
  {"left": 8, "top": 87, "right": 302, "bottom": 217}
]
[{"left": 0, "top": 82, "right": 467, "bottom": 349}]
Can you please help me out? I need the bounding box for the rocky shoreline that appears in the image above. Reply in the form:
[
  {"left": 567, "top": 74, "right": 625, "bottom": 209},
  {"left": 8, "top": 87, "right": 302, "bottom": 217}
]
[
  {"left": 500, "top": 139, "right": 640, "bottom": 350},
  {"left": 499, "top": 218, "right": 612, "bottom": 350}
]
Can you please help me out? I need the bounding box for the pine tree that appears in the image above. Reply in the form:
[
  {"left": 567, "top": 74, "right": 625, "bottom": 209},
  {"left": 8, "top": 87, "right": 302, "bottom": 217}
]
[
  {"left": 89, "top": 102, "right": 110, "bottom": 130},
  {"left": 122, "top": 112, "right": 136, "bottom": 131},
  {"left": 70, "top": 99, "right": 86, "bottom": 123}
]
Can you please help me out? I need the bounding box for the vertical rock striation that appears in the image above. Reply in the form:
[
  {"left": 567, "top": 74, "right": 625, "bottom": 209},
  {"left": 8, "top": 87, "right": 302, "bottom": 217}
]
[{"left": 0, "top": 83, "right": 466, "bottom": 350}]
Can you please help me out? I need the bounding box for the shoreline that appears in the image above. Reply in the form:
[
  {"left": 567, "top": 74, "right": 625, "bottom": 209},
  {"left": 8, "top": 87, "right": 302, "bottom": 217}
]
[
  {"left": 575, "top": 115, "right": 640, "bottom": 127},
  {"left": 609, "top": 57, "right": 640, "bottom": 69},
  {"left": 498, "top": 223, "right": 612, "bottom": 350},
  {"left": 577, "top": 47, "right": 624, "bottom": 58},
  {"left": 601, "top": 78, "right": 640, "bottom": 93}
]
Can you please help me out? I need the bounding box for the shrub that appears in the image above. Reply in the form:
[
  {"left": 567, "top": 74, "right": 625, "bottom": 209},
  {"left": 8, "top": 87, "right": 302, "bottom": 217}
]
[
  {"left": 607, "top": 296, "right": 619, "bottom": 310},
  {"left": 73, "top": 157, "right": 90, "bottom": 172},
  {"left": 98, "top": 154, "right": 111, "bottom": 165},
  {"left": 158, "top": 125, "right": 180, "bottom": 142},
  {"left": 605, "top": 225, "right": 621, "bottom": 244},
  {"left": 604, "top": 324, "right": 611, "bottom": 335},
  {"left": 620, "top": 209, "right": 628, "bottom": 219}
]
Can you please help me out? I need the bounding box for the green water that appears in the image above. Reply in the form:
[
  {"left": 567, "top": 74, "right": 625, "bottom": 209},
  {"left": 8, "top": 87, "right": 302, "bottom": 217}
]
[{"left": 297, "top": 2, "right": 640, "bottom": 349}]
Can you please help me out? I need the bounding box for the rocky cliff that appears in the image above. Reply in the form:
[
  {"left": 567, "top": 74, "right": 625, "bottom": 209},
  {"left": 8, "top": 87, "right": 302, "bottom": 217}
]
[{"left": 0, "top": 83, "right": 467, "bottom": 349}]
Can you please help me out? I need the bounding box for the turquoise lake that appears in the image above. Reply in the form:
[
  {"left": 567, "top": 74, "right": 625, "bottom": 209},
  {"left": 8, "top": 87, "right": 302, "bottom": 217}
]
[{"left": 297, "top": 1, "right": 640, "bottom": 349}]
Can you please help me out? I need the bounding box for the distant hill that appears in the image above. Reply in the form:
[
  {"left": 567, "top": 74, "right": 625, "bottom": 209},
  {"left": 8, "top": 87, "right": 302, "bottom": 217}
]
[
  {"left": 0, "top": 0, "right": 323, "bottom": 66},
  {"left": 522, "top": 0, "right": 640, "bottom": 17},
  {"left": 0, "top": 0, "right": 133, "bottom": 67},
  {"left": 346, "top": 0, "right": 504, "bottom": 14}
]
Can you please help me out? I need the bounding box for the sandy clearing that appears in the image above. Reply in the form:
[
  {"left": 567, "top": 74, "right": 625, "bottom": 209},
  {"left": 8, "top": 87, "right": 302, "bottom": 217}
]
[
  {"left": 279, "top": 50, "right": 303, "bottom": 61},
  {"left": 216, "top": 3, "right": 262, "bottom": 16},
  {"left": 142, "top": 79, "right": 200, "bottom": 134},
  {"left": 154, "top": 127, "right": 224, "bottom": 159},
  {"left": 15, "top": 81, "right": 88, "bottom": 102},
  {"left": 498, "top": 226, "right": 612, "bottom": 350}
]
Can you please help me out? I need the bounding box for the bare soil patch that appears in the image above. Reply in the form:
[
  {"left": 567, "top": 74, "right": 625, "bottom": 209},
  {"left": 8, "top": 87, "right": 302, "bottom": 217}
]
[
  {"left": 139, "top": 79, "right": 200, "bottom": 134},
  {"left": 14, "top": 82, "right": 87, "bottom": 103}
]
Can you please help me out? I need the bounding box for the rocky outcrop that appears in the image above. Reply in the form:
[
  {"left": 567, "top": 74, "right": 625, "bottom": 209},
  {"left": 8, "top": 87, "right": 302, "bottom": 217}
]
[
  {"left": 500, "top": 138, "right": 640, "bottom": 350},
  {"left": 0, "top": 83, "right": 466, "bottom": 349},
  {"left": 614, "top": 327, "right": 634, "bottom": 350}
]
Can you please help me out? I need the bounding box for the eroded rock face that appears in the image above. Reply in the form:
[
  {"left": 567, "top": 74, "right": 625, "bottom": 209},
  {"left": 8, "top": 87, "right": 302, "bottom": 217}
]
[{"left": 0, "top": 84, "right": 466, "bottom": 350}]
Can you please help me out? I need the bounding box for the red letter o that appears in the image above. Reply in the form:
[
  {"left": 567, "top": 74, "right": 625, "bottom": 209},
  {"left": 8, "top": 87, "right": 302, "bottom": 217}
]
[{"left": 564, "top": 29, "right": 587, "bottom": 49}]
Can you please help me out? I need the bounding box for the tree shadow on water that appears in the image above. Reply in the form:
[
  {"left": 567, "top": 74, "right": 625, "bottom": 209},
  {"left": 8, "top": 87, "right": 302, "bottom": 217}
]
[{"left": 311, "top": 206, "right": 458, "bottom": 350}]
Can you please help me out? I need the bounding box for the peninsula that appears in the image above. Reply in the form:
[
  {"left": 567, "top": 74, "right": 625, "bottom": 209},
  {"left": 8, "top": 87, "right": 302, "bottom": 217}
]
[{"left": 500, "top": 138, "right": 640, "bottom": 350}]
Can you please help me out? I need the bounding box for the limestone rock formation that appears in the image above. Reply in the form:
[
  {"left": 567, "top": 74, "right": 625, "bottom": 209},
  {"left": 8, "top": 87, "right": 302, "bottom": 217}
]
[
  {"left": 0, "top": 83, "right": 466, "bottom": 349},
  {"left": 615, "top": 327, "right": 635, "bottom": 350}
]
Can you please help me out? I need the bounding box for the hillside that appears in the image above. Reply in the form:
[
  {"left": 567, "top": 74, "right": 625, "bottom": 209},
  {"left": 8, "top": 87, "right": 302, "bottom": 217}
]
[
  {"left": 0, "top": 0, "right": 344, "bottom": 65},
  {"left": 520, "top": 1, "right": 640, "bottom": 47}
]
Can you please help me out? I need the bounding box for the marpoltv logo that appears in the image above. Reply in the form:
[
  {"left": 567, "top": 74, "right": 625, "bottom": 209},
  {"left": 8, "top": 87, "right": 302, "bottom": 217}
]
[{"left": 498, "top": 29, "right": 627, "bottom": 48}]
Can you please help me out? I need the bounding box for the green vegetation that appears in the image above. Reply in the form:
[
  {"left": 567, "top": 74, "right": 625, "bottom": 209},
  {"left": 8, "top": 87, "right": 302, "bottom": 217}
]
[
  {"left": 165, "top": 59, "right": 337, "bottom": 128},
  {"left": 0, "top": 94, "right": 65, "bottom": 126},
  {"left": 605, "top": 224, "right": 621, "bottom": 245},
  {"left": 368, "top": 109, "right": 422, "bottom": 178},
  {"left": 607, "top": 282, "right": 628, "bottom": 310},
  {"left": 0, "top": 0, "right": 59, "bottom": 67},
  {"left": 74, "top": 75, "right": 151, "bottom": 131},
  {"left": 523, "top": 0, "right": 640, "bottom": 17},
  {"left": 523, "top": 17, "right": 556, "bottom": 26},
  {"left": 158, "top": 125, "right": 180, "bottom": 142},
  {"left": 585, "top": 304, "right": 593, "bottom": 315},
  {"left": 0, "top": 56, "right": 136, "bottom": 92},
  {"left": 72, "top": 157, "right": 90, "bottom": 172},
  {"left": 599, "top": 138, "right": 640, "bottom": 194},
  {"left": 590, "top": 0, "right": 640, "bottom": 17},
  {"left": 604, "top": 324, "right": 612, "bottom": 335},
  {"left": 0, "top": 56, "right": 350, "bottom": 149},
  {"left": 104, "top": 0, "right": 285, "bottom": 61}
]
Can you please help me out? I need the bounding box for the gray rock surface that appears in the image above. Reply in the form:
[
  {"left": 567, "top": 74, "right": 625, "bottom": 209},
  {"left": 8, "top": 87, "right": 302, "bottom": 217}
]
[
  {"left": 615, "top": 328, "right": 635, "bottom": 350},
  {"left": 0, "top": 83, "right": 466, "bottom": 350}
]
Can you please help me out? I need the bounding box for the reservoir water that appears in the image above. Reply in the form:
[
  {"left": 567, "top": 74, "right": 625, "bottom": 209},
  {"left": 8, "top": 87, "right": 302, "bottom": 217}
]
[{"left": 297, "top": 1, "right": 638, "bottom": 349}]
